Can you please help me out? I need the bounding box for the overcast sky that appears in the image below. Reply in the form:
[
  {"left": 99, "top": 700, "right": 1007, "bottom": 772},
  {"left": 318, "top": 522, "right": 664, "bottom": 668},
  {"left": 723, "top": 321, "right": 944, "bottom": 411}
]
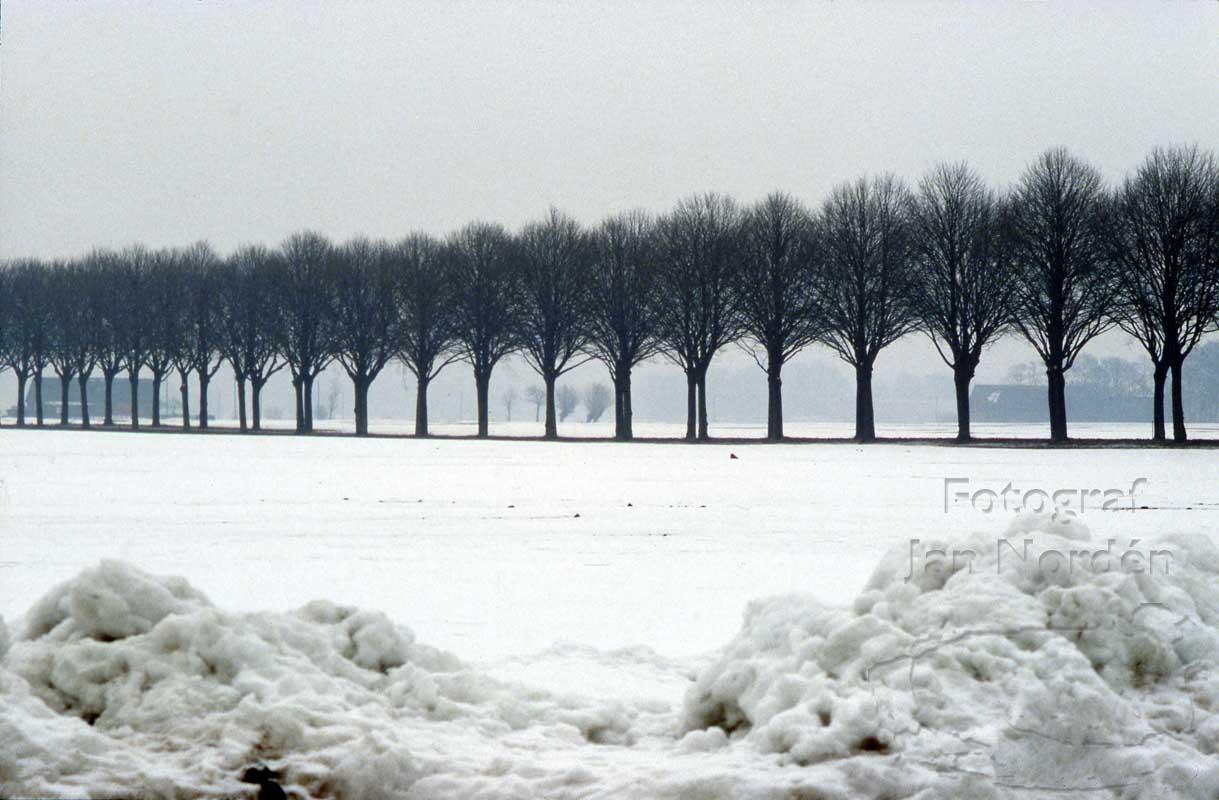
[
  {"left": 3, "top": 1, "right": 1218, "bottom": 260},
  {"left": 2, "top": 1, "right": 1218, "bottom": 417}
]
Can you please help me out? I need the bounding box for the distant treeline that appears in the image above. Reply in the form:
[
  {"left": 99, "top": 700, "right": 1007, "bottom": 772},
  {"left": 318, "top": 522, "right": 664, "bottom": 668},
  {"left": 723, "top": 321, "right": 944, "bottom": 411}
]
[{"left": 2, "top": 147, "right": 1218, "bottom": 443}]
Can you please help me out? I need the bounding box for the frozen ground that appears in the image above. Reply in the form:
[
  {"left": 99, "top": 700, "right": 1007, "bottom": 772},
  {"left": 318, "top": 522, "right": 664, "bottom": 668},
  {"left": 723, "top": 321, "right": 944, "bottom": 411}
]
[{"left": 2, "top": 428, "right": 1219, "bottom": 797}]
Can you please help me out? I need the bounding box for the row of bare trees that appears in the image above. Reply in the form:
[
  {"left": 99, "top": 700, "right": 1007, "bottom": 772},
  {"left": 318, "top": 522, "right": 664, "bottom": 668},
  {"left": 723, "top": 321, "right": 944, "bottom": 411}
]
[{"left": 2, "top": 146, "right": 1218, "bottom": 442}]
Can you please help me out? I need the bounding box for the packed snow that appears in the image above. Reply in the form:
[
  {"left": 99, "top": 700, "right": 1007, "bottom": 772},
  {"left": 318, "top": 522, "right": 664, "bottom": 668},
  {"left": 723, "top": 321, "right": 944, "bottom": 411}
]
[{"left": 4, "top": 512, "right": 1219, "bottom": 797}]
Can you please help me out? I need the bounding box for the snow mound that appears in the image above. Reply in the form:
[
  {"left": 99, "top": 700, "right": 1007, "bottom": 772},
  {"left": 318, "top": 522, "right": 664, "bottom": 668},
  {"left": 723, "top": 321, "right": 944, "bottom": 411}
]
[
  {"left": 0, "top": 562, "right": 659, "bottom": 798},
  {"left": 5, "top": 516, "right": 1219, "bottom": 798},
  {"left": 683, "top": 513, "right": 1219, "bottom": 797},
  {"left": 21, "top": 559, "right": 213, "bottom": 642}
]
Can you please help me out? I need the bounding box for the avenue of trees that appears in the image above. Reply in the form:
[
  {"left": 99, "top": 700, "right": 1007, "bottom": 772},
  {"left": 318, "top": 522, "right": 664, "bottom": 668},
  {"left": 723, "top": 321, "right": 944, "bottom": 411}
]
[{"left": 1, "top": 146, "right": 1218, "bottom": 443}]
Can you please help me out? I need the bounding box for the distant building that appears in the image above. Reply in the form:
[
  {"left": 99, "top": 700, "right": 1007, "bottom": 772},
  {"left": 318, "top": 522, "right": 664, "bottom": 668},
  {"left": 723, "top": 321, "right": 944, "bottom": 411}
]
[
  {"left": 12, "top": 377, "right": 161, "bottom": 421},
  {"left": 970, "top": 383, "right": 1150, "bottom": 423}
]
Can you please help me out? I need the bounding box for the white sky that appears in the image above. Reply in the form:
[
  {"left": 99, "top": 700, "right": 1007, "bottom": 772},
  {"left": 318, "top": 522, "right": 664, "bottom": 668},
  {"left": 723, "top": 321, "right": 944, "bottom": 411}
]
[
  {"left": 3, "top": 1, "right": 1218, "bottom": 259},
  {"left": 1, "top": 1, "right": 1217, "bottom": 415}
]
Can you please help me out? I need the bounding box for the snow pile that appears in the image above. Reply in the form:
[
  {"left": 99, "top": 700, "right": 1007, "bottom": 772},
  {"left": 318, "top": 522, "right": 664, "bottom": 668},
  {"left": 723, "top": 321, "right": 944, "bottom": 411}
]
[
  {"left": 5, "top": 515, "right": 1219, "bottom": 798},
  {"left": 0, "top": 561, "right": 661, "bottom": 799},
  {"left": 683, "top": 513, "right": 1219, "bottom": 797}
]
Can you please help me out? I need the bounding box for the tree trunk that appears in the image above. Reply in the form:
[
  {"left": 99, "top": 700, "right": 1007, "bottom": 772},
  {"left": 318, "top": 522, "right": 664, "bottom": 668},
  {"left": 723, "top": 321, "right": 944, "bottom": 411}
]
[
  {"left": 696, "top": 370, "right": 709, "bottom": 441},
  {"left": 613, "top": 365, "right": 633, "bottom": 441},
  {"left": 1151, "top": 361, "right": 1168, "bottom": 442},
  {"left": 353, "top": 375, "right": 370, "bottom": 436},
  {"left": 475, "top": 370, "right": 491, "bottom": 437},
  {"left": 414, "top": 376, "right": 429, "bottom": 437},
  {"left": 59, "top": 374, "right": 71, "bottom": 425},
  {"left": 128, "top": 371, "right": 139, "bottom": 429},
  {"left": 953, "top": 364, "right": 973, "bottom": 443},
  {"left": 197, "top": 373, "right": 209, "bottom": 429},
  {"left": 304, "top": 374, "right": 315, "bottom": 432},
  {"left": 237, "top": 376, "right": 248, "bottom": 432},
  {"left": 293, "top": 375, "right": 304, "bottom": 432},
  {"left": 1171, "top": 358, "right": 1187, "bottom": 443},
  {"left": 684, "top": 371, "right": 696, "bottom": 440},
  {"left": 1046, "top": 365, "right": 1068, "bottom": 443},
  {"left": 34, "top": 371, "right": 44, "bottom": 426},
  {"left": 854, "top": 361, "right": 875, "bottom": 442},
  {"left": 179, "top": 369, "right": 191, "bottom": 429},
  {"left": 613, "top": 374, "right": 624, "bottom": 439},
  {"left": 766, "top": 353, "right": 784, "bottom": 440},
  {"left": 544, "top": 374, "right": 558, "bottom": 439},
  {"left": 252, "top": 379, "right": 264, "bottom": 431},
  {"left": 78, "top": 373, "right": 90, "bottom": 428},
  {"left": 151, "top": 373, "right": 163, "bottom": 426},
  {"left": 16, "top": 372, "right": 28, "bottom": 426},
  {"left": 103, "top": 372, "right": 114, "bottom": 426},
  {"left": 623, "top": 373, "right": 633, "bottom": 440}
]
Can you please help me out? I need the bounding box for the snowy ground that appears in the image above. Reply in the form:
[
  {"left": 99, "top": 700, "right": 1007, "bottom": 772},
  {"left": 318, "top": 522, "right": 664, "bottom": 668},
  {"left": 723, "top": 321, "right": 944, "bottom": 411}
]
[
  {"left": 11, "top": 411, "right": 1219, "bottom": 441},
  {"left": 3, "top": 428, "right": 1219, "bottom": 797},
  {"left": 4, "top": 427, "right": 1217, "bottom": 660},
  {"left": 29, "top": 416, "right": 1215, "bottom": 441}
]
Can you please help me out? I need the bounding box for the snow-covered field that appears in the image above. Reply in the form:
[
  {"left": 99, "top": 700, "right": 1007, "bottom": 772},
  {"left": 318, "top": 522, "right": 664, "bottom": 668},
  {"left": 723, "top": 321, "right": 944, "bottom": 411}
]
[{"left": 3, "top": 428, "right": 1219, "bottom": 797}]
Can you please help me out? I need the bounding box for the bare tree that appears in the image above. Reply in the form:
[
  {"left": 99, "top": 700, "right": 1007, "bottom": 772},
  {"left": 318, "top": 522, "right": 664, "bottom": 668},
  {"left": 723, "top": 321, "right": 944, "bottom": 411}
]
[
  {"left": 909, "top": 163, "right": 1017, "bottom": 442},
  {"left": 654, "top": 193, "right": 744, "bottom": 440},
  {"left": 447, "top": 222, "right": 520, "bottom": 437},
  {"left": 321, "top": 379, "right": 342, "bottom": 421},
  {"left": 515, "top": 209, "right": 594, "bottom": 439},
  {"left": 556, "top": 383, "right": 578, "bottom": 422},
  {"left": 45, "top": 262, "right": 82, "bottom": 425},
  {"left": 143, "top": 249, "right": 187, "bottom": 427},
  {"left": 279, "top": 231, "right": 335, "bottom": 433},
  {"left": 78, "top": 250, "right": 128, "bottom": 427},
  {"left": 736, "top": 193, "right": 820, "bottom": 440},
  {"left": 0, "top": 269, "right": 9, "bottom": 421},
  {"left": 586, "top": 211, "right": 661, "bottom": 440},
  {"left": 395, "top": 233, "right": 458, "bottom": 437},
  {"left": 0, "top": 270, "right": 8, "bottom": 421},
  {"left": 116, "top": 247, "right": 153, "bottom": 429},
  {"left": 329, "top": 238, "right": 403, "bottom": 435},
  {"left": 1005, "top": 361, "right": 1044, "bottom": 386},
  {"left": 176, "top": 242, "right": 225, "bottom": 430},
  {"left": 525, "top": 384, "right": 545, "bottom": 421},
  {"left": 171, "top": 333, "right": 192, "bottom": 429},
  {"left": 69, "top": 262, "right": 105, "bottom": 427},
  {"left": 583, "top": 382, "right": 611, "bottom": 423},
  {"left": 219, "top": 253, "right": 245, "bottom": 432},
  {"left": 501, "top": 385, "right": 518, "bottom": 421},
  {"left": 221, "top": 246, "right": 286, "bottom": 432},
  {"left": 814, "top": 175, "right": 919, "bottom": 442},
  {"left": 42, "top": 260, "right": 104, "bottom": 429},
  {"left": 1107, "top": 145, "right": 1219, "bottom": 442},
  {"left": 1009, "top": 149, "right": 1116, "bottom": 443},
  {"left": 0, "top": 260, "right": 50, "bottom": 426}
]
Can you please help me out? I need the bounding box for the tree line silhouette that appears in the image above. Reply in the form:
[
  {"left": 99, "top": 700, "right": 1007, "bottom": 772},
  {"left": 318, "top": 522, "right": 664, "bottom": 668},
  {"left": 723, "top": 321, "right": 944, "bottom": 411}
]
[{"left": 2, "top": 146, "right": 1217, "bottom": 443}]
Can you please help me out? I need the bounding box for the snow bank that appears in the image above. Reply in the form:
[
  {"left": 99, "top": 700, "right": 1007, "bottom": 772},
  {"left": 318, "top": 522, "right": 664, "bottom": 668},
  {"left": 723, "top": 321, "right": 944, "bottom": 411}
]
[
  {"left": 0, "top": 561, "right": 657, "bottom": 798},
  {"left": 683, "top": 513, "right": 1219, "bottom": 797},
  {"left": 5, "top": 516, "right": 1219, "bottom": 798}
]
